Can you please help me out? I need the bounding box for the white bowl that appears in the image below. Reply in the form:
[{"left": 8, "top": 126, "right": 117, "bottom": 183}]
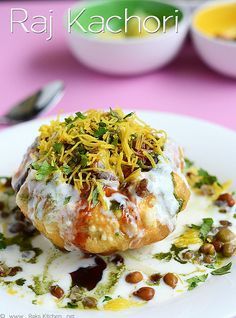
[
  {"left": 66, "top": 0, "right": 190, "bottom": 75},
  {"left": 168, "top": 0, "right": 207, "bottom": 11},
  {"left": 191, "top": 0, "right": 236, "bottom": 78}
]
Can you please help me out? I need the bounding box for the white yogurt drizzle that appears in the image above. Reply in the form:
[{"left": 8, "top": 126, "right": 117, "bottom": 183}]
[{"left": 13, "top": 138, "right": 187, "bottom": 251}]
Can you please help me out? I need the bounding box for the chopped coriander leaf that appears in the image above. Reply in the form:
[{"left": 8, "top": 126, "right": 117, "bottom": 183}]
[
  {"left": 171, "top": 245, "right": 187, "bottom": 264},
  {"left": 137, "top": 159, "right": 146, "bottom": 169},
  {"left": 0, "top": 233, "right": 6, "bottom": 250},
  {"left": 94, "top": 122, "right": 107, "bottom": 138},
  {"left": 35, "top": 109, "right": 167, "bottom": 199},
  {"left": 124, "top": 112, "right": 134, "bottom": 119},
  {"left": 62, "top": 164, "right": 72, "bottom": 176},
  {"left": 32, "top": 161, "right": 56, "bottom": 181},
  {"left": 110, "top": 200, "right": 121, "bottom": 212},
  {"left": 199, "top": 218, "right": 213, "bottom": 241},
  {"left": 2, "top": 232, "right": 42, "bottom": 264},
  {"left": 15, "top": 278, "right": 26, "bottom": 286},
  {"left": 153, "top": 252, "right": 172, "bottom": 262},
  {"left": 115, "top": 232, "right": 119, "bottom": 237},
  {"left": 103, "top": 296, "right": 112, "bottom": 302},
  {"left": 76, "top": 112, "right": 86, "bottom": 119},
  {"left": 174, "top": 256, "right": 187, "bottom": 265},
  {"left": 92, "top": 187, "right": 99, "bottom": 207},
  {"left": 189, "top": 224, "right": 201, "bottom": 230},
  {"left": 31, "top": 162, "right": 40, "bottom": 170},
  {"left": 185, "top": 158, "right": 194, "bottom": 169},
  {"left": 53, "top": 143, "right": 63, "bottom": 154},
  {"left": 28, "top": 247, "right": 43, "bottom": 264},
  {"left": 137, "top": 160, "right": 153, "bottom": 172},
  {"left": 64, "top": 196, "right": 71, "bottom": 205},
  {"left": 111, "top": 135, "right": 119, "bottom": 146},
  {"left": 186, "top": 274, "right": 208, "bottom": 290},
  {"left": 68, "top": 123, "right": 75, "bottom": 130},
  {"left": 80, "top": 154, "right": 88, "bottom": 168},
  {"left": 195, "top": 169, "right": 219, "bottom": 188},
  {"left": 77, "top": 144, "right": 86, "bottom": 154},
  {"left": 109, "top": 108, "right": 121, "bottom": 120},
  {"left": 66, "top": 302, "right": 78, "bottom": 308},
  {"left": 5, "top": 234, "right": 41, "bottom": 257},
  {"left": 211, "top": 262, "right": 232, "bottom": 276},
  {"left": 153, "top": 245, "right": 187, "bottom": 264},
  {"left": 170, "top": 245, "right": 186, "bottom": 255},
  {"left": 190, "top": 218, "right": 213, "bottom": 241},
  {"left": 65, "top": 117, "right": 73, "bottom": 124},
  {"left": 233, "top": 214, "right": 236, "bottom": 219}
]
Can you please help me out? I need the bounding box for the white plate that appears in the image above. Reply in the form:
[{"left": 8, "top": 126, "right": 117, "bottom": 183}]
[{"left": 0, "top": 111, "right": 236, "bottom": 318}]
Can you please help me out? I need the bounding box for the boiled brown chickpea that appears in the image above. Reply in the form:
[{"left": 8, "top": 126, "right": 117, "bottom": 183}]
[
  {"left": 150, "top": 273, "right": 162, "bottom": 283},
  {"left": 110, "top": 254, "right": 124, "bottom": 265},
  {"left": 163, "top": 273, "right": 178, "bottom": 289},
  {"left": 217, "top": 193, "right": 235, "bottom": 207},
  {"left": 82, "top": 296, "right": 97, "bottom": 308},
  {"left": 8, "top": 266, "right": 22, "bottom": 277},
  {"left": 212, "top": 240, "right": 224, "bottom": 253},
  {"left": 222, "top": 243, "right": 236, "bottom": 257},
  {"left": 49, "top": 285, "right": 64, "bottom": 299},
  {"left": 126, "top": 271, "right": 143, "bottom": 284},
  {"left": 199, "top": 243, "right": 215, "bottom": 255},
  {"left": 182, "top": 251, "right": 193, "bottom": 260},
  {"left": 215, "top": 228, "right": 235, "bottom": 243},
  {"left": 133, "top": 287, "right": 155, "bottom": 301},
  {"left": 203, "top": 255, "right": 214, "bottom": 264},
  {"left": 219, "top": 220, "right": 232, "bottom": 227}
]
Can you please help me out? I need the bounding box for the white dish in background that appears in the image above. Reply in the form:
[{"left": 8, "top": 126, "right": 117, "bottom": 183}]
[
  {"left": 0, "top": 111, "right": 236, "bottom": 318},
  {"left": 191, "top": 0, "right": 236, "bottom": 78},
  {"left": 66, "top": 0, "right": 190, "bottom": 76},
  {"left": 170, "top": 0, "right": 207, "bottom": 10}
]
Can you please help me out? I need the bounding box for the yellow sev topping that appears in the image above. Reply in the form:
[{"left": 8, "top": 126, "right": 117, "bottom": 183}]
[
  {"left": 33, "top": 109, "right": 167, "bottom": 197},
  {"left": 175, "top": 228, "right": 202, "bottom": 248}
]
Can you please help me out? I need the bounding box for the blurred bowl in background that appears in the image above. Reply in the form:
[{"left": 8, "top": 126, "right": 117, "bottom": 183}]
[
  {"left": 66, "top": 0, "right": 189, "bottom": 75},
  {"left": 169, "top": 0, "right": 207, "bottom": 11},
  {"left": 191, "top": 0, "right": 236, "bottom": 78}
]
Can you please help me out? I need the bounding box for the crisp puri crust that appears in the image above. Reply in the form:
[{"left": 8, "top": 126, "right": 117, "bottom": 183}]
[
  {"left": 15, "top": 170, "right": 190, "bottom": 254},
  {"left": 173, "top": 172, "right": 190, "bottom": 211},
  {"left": 13, "top": 110, "right": 191, "bottom": 254},
  {"left": 15, "top": 183, "right": 66, "bottom": 249}
]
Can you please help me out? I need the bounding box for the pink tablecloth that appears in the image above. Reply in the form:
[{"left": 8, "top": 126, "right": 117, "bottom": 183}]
[{"left": 0, "top": 1, "right": 235, "bottom": 130}]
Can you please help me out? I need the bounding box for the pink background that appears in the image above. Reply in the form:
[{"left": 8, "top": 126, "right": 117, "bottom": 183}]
[{"left": 0, "top": 1, "right": 235, "bottom": 131}]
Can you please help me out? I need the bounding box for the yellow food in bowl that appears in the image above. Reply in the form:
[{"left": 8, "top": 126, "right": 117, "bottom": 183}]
[
  {"left": 193, "top": 2, "right": 236, "bottom": 41},
  {"left": 99, "top": 11, "right": 174, "bottom": 40}
]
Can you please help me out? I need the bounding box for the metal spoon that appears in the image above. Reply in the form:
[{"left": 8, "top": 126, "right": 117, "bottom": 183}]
[{"left": 0, "top": 80, "right": 65, "bottom": 125}]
